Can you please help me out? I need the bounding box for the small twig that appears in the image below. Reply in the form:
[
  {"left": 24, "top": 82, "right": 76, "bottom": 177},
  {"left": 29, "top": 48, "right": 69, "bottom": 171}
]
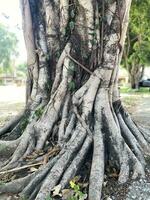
[
  {"left": 67, "top": 54, "right": 93, "bottom": 75},
  {"left": 0, "top": 162, "right": 43, "bottom": 175},
  {"left": 43, "top": 146, "right": 60, "bottom": 164}
]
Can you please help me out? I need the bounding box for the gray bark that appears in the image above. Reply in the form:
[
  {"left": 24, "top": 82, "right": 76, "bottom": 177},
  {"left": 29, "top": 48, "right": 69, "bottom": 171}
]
[{"left": 0, "top": 0, "right": 149, "bottom": 200}]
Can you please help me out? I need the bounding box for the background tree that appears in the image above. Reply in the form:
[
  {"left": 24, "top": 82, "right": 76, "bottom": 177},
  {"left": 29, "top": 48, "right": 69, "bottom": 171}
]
[
  {"left": 0, "top": 0, "right": 149, "bottom": 200},
  {"left": 16, "top": 62, "right": 27, "bottom": 77},
  {"left": 0, "top": 23, "right": 18, "bottom": 74},
  {"left": 123, "top": 0, "right": 150, "bottom": 89}
]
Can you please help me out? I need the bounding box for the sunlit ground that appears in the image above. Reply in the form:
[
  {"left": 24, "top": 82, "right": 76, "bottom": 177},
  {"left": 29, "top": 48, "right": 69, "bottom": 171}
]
[{"left": 0, "top": 85, "right": 25, "bottom": 127}]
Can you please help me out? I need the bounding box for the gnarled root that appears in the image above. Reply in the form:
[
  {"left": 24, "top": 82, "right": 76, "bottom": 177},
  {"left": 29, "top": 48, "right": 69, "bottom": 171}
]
[
  {"left": 0, "top": 111, "right": 24, "bottom": 138},
  {"left": 0, "top": 139, "right": 20, "bottom": 159},
  {"left": 0, "top": 174, "right": 33, "bottom": 194},
  {"left": 0, "top": 87, "right": 149, "bottom": 200}
]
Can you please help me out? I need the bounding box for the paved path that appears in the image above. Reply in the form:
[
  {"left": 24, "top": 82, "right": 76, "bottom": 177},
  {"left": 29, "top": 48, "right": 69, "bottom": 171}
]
[
  {"left": 0, "top": 86, "right": 25, "bottom": 103},
  {"left": 126, "top": 179, "right": 150, "bottom": 200},
  {"left": 132, "top": 95, "right": 150, "bottom": 127}
]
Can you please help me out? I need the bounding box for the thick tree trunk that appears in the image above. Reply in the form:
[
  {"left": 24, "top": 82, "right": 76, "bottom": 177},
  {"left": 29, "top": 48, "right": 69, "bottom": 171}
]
[{"left": 0, "top": 0, "right": 149, "bottom": 199}]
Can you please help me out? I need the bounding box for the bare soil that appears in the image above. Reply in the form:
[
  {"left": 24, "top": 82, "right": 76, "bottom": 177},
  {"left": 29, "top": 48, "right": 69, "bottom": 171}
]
[{"left": 0, "top": 86, "right": 25, "bottom": 128}]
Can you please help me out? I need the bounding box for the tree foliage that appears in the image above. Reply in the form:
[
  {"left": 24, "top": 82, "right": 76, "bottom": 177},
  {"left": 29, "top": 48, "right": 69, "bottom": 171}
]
[
  {"left": 123, "top": 0, "right": 150, "bottom": 87},
  {"left": 0, "top": 23, "right": 18, "bottom": 73},
  {"left": 16, "top": 62, "right": 27, "bottom": 77}
]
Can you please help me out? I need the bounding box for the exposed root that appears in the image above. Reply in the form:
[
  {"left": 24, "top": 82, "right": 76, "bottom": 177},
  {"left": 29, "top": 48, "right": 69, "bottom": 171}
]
[
  {"left": 58, "top": 94, "right": 70, "bottom": 143},
  {"left": 0, "top": 111, "right": 24, "bottom": 137},
  {"left": 20, "top": 156, "right": 59, "bottom": 198},
  {"left": 60, "top": 136, "right": 92, "bottom": 189},
  {"left": 0, "top": 86, "right": 149, "bottom": 200},
  {"left": 0, "top": 87, "right": 149, "bottom": 200},
  {"left": 0, "top": 174, "right": 33, "bottom": 194},
  {"left": 117, "top": 112, "right": 145, "bottom": 166},
  {"left": 0, "top": 97, "right": 149, "bottom": 200},
  {"left": 29, "top": 184, "right": 42, "bottom": 200},
  {"left": 35, "top": 127, "right": 87, "bottom": 200},
  {"left": 34, "top": 56, "right": 72, "bottom": 150},
  {"left": 0, "top": 139, "right": 20, "bottom": 159},
  {"left": 126, "top": 144, "right": 145, "bottom": 180},
  {"left": 1, "top": 122, "right": 36, "bottom": 171},
  {"left": 89, "top": 122, "right": 104, "bottom": 200},
  {"left": 118, "top": 103, "right": 149, "bottom": 152},
  {"left": 101, "top": 90, "right": 130, "bottom": 184},
  {"left": 62, "top": 113, "right": 76, "bottom": 142}
]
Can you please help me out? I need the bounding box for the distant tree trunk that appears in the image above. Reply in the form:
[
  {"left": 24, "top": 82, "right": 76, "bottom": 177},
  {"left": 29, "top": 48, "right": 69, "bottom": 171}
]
[
  {"left": 129, "top": 64, "right": 145, "bottom": 89},
  {"left": 0, "top": 0, "right": 149, "bottom": 199},
  {"left": 123, "top": 27, "right": 145, "bottom": 90}
]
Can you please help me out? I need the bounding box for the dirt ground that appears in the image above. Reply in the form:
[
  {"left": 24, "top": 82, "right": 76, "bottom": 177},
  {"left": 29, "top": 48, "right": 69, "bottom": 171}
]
[
  {"left": 132, "top": 95, "right": 150, "bottom": 127},
  {"left": 0, "top": 86, "right": 25, "bottom": 128},
  {"left": 121, "top": 93, "right": 150, "bottom": 127}
]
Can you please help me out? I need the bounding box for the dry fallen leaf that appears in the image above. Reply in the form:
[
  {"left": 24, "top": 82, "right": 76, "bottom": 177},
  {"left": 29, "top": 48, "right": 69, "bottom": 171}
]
[
  {"left": 52, "top": 184, "right": 62, "bottom": 197},
  {"left": 29, "top": 167, "right": 38, "bottom": 172}
]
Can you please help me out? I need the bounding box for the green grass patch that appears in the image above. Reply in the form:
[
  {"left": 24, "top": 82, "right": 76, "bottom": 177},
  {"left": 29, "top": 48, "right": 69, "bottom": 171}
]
[{"left": 120, "top": 86, "right": 150, "bottom": 95}]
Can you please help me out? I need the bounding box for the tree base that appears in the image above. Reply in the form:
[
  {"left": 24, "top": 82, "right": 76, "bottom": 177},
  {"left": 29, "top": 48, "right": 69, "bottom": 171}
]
[
  {"left": 1, "top": 0, "right": 149, "bottom": 199},
  {"left": 0, "top": 94, "right": 149, "bottom": 200}
]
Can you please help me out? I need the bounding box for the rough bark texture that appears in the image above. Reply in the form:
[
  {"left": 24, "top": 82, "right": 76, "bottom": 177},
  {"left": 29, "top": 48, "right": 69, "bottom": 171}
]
[{"left": 0, "top": 0, "right": 149, "bottom": 200}]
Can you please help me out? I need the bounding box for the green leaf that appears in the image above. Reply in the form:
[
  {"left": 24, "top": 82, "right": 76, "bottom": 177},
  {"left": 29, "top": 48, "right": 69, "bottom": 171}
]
[
  {"left": 70, "top": 180, "right": 76, "bottom": 189},
  {"left": 0, "top": 23, "right": 18, "bottom": 74},
  {"left": 68, "top": 81, "right": 76, "bottom": 91}
]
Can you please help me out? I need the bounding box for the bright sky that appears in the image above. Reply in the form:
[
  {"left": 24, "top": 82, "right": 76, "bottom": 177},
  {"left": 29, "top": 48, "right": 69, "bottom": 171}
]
[{"left": 0, "top": 0, "right": 27, "bottom": 63}]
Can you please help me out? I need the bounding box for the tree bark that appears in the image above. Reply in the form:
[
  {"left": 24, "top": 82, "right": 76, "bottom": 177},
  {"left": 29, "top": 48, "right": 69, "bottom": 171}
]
[
  {"left": 0, "top": 0, "right": 149, "bottom": 199},
  {"left": 129, "top": 64, "right": 144, "bottom": 89}
]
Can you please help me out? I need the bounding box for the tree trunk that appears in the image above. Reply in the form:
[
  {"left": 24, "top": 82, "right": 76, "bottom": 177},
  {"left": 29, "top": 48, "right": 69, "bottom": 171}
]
[
  {"left": 0, "top": 0, "right": 149, "bottom": 199},
  {"left": 130, "top": 73, "right": 139, "bottom": 89},
  {"left": 129, "top": 64, "right": 144, "bottom": 89}
]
